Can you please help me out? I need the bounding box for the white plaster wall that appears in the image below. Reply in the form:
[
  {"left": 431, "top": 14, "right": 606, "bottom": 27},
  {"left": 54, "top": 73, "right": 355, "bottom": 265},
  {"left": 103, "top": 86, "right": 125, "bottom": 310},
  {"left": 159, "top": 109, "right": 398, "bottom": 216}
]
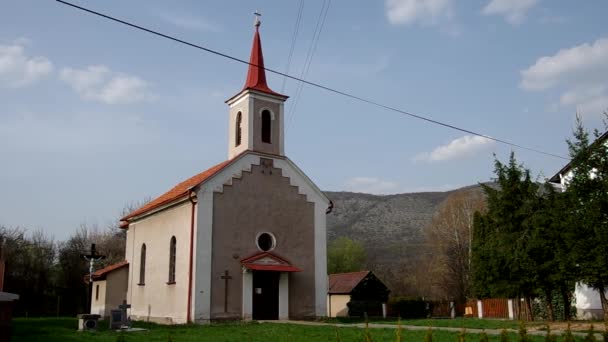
[
  {"left": 279, "top": 273, "right": 289, "bottom": 320},
  {"left": 227, "top": 93, "right": 252, "bottom": 159},
  {"left": 105, "top": 267, "right": 129, "bottom": 317},
  {"left": 90, "top": 280, "right": 106, "bottom": 316},
  {"left": 328, "top": 295, "right": 351, "bottom": 317},
  {"left": 125, "top": 201, "right": 193, "bottom": 324}
]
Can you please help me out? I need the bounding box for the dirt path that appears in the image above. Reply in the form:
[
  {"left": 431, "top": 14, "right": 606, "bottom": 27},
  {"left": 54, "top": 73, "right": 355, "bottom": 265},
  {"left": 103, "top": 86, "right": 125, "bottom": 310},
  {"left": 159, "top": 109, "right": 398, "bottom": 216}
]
[{"left": 261, "top": 320, "right": 606, "bottom": 340}]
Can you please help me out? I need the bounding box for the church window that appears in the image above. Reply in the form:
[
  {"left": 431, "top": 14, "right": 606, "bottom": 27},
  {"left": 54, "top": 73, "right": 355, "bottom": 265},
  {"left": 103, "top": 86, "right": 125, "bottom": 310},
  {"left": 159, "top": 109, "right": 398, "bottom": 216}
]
[
  {"left": 95, "top": 285, "right": 99, "bottom": 300},
  {"left": 256, "top": 232, "right": 275, "bottom": 252},
  {"left": 168, "top": 236, "right": 176, "bottom": 284},
  {"left": 261, "top": 110, "right": 271, "bottom": 143},
  {"left": 139, "top": 243, "right": 146, "bottom": 285},
  {"left": 235, "top": 112, "right": 242, "bottom": 146}
]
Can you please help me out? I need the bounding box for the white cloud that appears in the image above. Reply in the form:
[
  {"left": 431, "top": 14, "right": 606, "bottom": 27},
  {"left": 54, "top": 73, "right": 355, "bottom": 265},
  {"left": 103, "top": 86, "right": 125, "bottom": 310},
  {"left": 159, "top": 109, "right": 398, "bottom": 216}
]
[
  {"left": 0, "top": 43, "right": 53, "bottom": 88},
  {"left": 482, "top": 0, "right": 539, "bottom": 25},
  {"left": 157, "top": 12, "right": 220, "bottom": 32},
  {"left": 60, "top": 65, "right": 151, "bottom": 104},
  {"left": 344, "top": 177, "right": 400, "bottom": 194},
  {"left": 385, "top": 0, "right": 453, "bottom": 26},
  {"left": 414, "top": 135, "right": 495, "bottom": 162},
  {"left": 520, "top": 37, "right": 608, "bottom": 115}
]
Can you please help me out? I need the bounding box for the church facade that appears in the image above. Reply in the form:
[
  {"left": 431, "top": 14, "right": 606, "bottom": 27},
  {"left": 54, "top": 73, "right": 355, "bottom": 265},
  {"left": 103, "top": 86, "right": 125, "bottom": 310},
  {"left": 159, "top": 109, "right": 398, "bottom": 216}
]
[{"left": 116, "top": 20, "right": 330, "bottom": 324}]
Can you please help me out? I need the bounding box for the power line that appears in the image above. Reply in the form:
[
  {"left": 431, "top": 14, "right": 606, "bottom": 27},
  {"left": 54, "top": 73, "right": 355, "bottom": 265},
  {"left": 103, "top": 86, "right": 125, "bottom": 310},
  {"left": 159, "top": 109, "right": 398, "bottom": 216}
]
[
  {"left": 280, "top": 0, "right": 304, "bottom": 93},
  {"left": 287, "top": 0, "right": 331, "bottom": 130},
  {"left": 54, "top": 0, "right": 570, "bottom": 161}
]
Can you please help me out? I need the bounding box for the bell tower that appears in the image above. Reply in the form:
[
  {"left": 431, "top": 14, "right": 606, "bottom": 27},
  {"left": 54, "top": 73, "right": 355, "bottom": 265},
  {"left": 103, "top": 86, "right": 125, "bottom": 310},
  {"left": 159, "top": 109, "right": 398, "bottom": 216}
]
[{"left": 225, "top": 14, "right": 288, "bottom": 159}]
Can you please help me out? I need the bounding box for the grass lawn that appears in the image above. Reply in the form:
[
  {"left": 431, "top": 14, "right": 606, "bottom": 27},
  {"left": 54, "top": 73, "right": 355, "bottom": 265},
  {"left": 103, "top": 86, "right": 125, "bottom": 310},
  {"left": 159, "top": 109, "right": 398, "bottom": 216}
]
[{"left": 11, "top": 317, "right": 587, "bottom": 342}]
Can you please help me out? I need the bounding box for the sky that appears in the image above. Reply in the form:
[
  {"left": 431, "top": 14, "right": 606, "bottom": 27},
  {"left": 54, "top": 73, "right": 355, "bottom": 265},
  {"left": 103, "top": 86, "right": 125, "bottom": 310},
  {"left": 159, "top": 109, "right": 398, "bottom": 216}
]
[{"left": 1, "top": 0, "right": 607, "bottom": 239}]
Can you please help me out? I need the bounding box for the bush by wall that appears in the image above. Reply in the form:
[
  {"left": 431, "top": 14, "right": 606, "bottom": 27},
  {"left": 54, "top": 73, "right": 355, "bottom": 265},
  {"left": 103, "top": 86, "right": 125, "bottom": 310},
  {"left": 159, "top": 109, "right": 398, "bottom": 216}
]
[{"left": 387, "top": 297, "right": 429, "bottom": 319}]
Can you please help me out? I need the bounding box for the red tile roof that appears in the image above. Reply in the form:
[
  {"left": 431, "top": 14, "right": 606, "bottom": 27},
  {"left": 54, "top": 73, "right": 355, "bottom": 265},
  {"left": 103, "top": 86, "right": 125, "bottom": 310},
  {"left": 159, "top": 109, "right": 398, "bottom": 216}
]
[
  {"left": 121, "top": 159, "right": 233, "bottom": 223},
  {"left": 91, "top": 260, "right": 129, "bottom": 281},
  {"left": 242, "top": 26, "right": 287, "bottom": 99},
  {"left": 328, "top": 271, "right": 370, "bottom": 294}
]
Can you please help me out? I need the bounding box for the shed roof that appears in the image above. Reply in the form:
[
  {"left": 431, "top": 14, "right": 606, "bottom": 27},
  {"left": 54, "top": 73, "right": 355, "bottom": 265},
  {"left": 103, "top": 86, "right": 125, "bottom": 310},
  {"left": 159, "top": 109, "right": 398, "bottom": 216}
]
[
  {"left": 328, "top": 271, "right": 370, "bottom": 294},
  {"left": 91, "top": 260, "right": 129, "bottom": 281}
]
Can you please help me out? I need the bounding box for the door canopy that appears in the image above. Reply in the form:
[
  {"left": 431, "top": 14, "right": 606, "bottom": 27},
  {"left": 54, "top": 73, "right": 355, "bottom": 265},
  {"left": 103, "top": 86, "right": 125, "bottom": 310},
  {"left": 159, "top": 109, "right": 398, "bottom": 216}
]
[{"left": 241, "top": 252, "right": 302, "bottom": 272}]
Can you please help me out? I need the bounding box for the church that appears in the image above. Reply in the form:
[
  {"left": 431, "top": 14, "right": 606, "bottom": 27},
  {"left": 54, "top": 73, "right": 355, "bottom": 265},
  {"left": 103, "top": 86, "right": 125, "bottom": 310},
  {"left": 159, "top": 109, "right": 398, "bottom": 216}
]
[{"left": 91, "top": 18, "right": 331, "bottom": 324}]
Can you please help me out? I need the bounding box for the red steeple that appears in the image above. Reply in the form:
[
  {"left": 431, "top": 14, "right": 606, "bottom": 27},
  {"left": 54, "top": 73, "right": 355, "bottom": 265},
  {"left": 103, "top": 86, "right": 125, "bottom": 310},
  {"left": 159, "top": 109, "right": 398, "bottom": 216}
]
[{"left": 242, "top": 18, "right": 287, "bottom": 98}]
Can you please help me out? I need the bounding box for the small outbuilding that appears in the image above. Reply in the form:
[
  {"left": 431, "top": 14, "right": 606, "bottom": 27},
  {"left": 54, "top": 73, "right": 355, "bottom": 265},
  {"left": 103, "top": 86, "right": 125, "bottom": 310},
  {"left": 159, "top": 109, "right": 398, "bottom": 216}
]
[
  {"left": 89, "top": 261, "right": 129, "bottom": 318},
  {"left": 327, "top": 271, "right": 390, "bottom": 317}
]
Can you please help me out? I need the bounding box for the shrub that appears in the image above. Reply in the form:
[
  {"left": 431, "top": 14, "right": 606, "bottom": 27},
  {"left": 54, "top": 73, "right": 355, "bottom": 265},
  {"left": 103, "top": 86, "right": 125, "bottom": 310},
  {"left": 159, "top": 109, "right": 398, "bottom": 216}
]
[
  {"left": 458, "top": 328, "right": 466, "bottom": 342},
  {"left": 479, "top": 330, "right": 489, "bottom": 342},
  {"left": 424, "top": 328, "right": 433, "bottom": 342},
  {"left": 563, "top": 322, "right": 575, "bottom": 342},
  {"left": 518, "top": 321, "right": 529, "bottom": 342},
  {"left": 387, "top": 297, "right": 429, "bottom": 319},
  {"left": 396, "top": 318, "right": 403, "bottom": 342},
  {"left": 544, "top": 325, "right": 556, "bottom": 342},
  {"left": 500, "top": 329, "right": 509, "bottom": 342},
  {"left": 584, "top": 324, "right": 597, "bottom": 342}
]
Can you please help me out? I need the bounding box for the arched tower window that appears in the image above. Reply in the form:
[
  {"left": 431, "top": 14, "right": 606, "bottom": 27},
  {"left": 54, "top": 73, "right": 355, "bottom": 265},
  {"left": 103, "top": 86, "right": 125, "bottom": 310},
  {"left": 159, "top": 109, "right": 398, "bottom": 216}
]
[
  {"left": 261, "top": 110, "right": 271, "bottom": 143},
  {"left": 168, "top": 236, "right": 176, "bottom": 283},
  {"left": 235, "top": 112, "right": 242, "bottom": 147},
  {"left": 139, "top": 243, "right": 146, "bottom": 285}
]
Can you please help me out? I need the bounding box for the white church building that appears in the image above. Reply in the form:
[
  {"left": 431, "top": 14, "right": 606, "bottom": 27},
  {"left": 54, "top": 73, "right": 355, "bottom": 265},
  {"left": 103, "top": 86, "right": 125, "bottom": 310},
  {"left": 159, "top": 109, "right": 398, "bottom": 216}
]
[{"left": 92, "top": 18, "right": 331, "bottom": 324}]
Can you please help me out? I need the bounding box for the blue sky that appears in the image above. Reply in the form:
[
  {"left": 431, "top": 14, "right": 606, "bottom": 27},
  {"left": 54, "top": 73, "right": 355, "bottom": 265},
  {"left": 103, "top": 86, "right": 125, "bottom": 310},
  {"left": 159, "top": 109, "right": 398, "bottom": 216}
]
[{"left": 1, "top": 0, "right": 607, "bottom": 239}]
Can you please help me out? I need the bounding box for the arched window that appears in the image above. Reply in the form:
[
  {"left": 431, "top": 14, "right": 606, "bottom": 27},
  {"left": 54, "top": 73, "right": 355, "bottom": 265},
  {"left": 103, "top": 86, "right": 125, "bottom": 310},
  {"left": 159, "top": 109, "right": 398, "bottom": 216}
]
[
  {"left": 235, "top": 112, "right": 242, "bottom": 147},
  {"left": 261, "top": 110, "right": 271, "bottom": 143},
  {"left": 139, "top": 243, "right": 146, "bottom": 285},
  {"left": 168, "top": 236, "right": 176, "bottom": 283}
]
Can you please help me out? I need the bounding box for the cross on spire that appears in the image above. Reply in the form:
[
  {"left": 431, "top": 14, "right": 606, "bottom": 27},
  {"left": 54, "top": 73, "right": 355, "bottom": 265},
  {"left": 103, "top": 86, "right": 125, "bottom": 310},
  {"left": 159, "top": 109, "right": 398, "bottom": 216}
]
[{"left": 254, "top": 10, "right": 261, "bottom": 29}]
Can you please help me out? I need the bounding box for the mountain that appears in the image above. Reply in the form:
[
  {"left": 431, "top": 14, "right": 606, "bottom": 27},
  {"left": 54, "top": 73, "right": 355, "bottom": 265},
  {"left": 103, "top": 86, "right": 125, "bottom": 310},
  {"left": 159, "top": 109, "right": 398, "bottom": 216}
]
[{"left": 324, "top": 183, "right": 487, "bottom": 268}]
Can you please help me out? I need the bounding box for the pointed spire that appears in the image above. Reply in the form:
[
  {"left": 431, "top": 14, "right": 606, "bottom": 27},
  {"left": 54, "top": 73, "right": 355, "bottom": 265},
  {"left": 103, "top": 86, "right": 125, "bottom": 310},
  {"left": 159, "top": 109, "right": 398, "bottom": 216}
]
[{"left": 242, "top": 13, "right": 287, "bottom": 98}]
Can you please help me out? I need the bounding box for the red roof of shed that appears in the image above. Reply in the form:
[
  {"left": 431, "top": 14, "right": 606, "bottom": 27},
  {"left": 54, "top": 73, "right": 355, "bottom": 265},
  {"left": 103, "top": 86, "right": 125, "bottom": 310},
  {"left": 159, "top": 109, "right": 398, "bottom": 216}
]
[
  {"left": 90, "top": 260, "right": 129, "bottom": 281},
  {"left": 328, "top": 271, "right": 370, "bottom": 294}
]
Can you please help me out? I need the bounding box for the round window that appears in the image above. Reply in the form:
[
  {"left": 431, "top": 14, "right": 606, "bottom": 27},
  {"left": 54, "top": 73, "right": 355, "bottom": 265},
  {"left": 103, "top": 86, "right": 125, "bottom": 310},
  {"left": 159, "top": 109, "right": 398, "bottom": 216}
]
[{"left": 257, "top": 233, "right": 275, "bottom": 252}]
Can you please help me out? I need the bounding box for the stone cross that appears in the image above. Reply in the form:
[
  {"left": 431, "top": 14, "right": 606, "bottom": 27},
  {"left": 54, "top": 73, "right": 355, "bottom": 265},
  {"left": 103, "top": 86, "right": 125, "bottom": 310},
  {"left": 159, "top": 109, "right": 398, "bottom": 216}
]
[
  {"left": 221, "top": 270, "right": 232, "bottom": 312},
  {"left": 119, "top": 299, "right": 131, "bottom": 327}
]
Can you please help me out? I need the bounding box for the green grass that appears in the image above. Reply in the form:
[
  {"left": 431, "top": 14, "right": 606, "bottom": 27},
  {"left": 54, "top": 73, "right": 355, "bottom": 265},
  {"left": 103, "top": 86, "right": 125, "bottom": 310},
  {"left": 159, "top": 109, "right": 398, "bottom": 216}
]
[
  {"left": 324, "top": 317, "right": 542, "bottom": 330},
  {"left": 11, "top": 317, "right": 580, "bottom": 342}
]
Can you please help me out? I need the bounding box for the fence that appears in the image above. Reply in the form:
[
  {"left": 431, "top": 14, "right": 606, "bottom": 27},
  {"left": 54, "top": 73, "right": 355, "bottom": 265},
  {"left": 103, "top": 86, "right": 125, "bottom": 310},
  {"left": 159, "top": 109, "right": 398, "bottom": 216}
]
[{"left": 465, "top": 298, "right": 516, "bottom": 319}]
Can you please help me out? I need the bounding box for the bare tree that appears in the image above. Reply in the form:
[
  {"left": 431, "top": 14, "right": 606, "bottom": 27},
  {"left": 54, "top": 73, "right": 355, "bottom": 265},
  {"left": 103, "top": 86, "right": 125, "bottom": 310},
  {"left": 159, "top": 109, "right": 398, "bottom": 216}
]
[{"left": 425, "top": 189, "right": 486, "bottom": 304}]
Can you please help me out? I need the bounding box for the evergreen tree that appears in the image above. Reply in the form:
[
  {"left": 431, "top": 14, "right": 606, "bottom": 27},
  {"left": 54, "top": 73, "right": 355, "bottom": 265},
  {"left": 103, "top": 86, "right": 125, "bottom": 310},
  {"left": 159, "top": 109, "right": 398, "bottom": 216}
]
[
  {"left": 472, "top": 153, "right": 540, "bottom": 319},
  {"left": 563, "top": 114, "right": 608, "bottom": 321}
]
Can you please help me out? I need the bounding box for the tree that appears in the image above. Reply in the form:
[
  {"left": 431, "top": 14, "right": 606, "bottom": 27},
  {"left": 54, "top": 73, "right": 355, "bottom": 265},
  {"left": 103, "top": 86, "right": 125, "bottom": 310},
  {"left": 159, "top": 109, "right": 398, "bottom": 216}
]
[
  {"left": 426, "top": 189, "right": 486, "bottom": 304},
  {"left": 563, "top": 113, "right": 608, "bottom": 321},
  {"left": 1, "top": 226, "right": 56, "bottom": 316},
  {"left": 472, "top": 153, "right": 540, "bottom": 320},
  {"left": 327, "top": 237, "right": 367, "bottom": 274}
]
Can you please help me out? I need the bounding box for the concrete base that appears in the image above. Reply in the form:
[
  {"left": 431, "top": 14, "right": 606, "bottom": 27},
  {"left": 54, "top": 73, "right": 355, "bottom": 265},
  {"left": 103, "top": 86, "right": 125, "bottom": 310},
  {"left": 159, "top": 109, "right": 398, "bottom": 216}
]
[{"left": 77, "top": 314, "right": 101, "bottom": 331}]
